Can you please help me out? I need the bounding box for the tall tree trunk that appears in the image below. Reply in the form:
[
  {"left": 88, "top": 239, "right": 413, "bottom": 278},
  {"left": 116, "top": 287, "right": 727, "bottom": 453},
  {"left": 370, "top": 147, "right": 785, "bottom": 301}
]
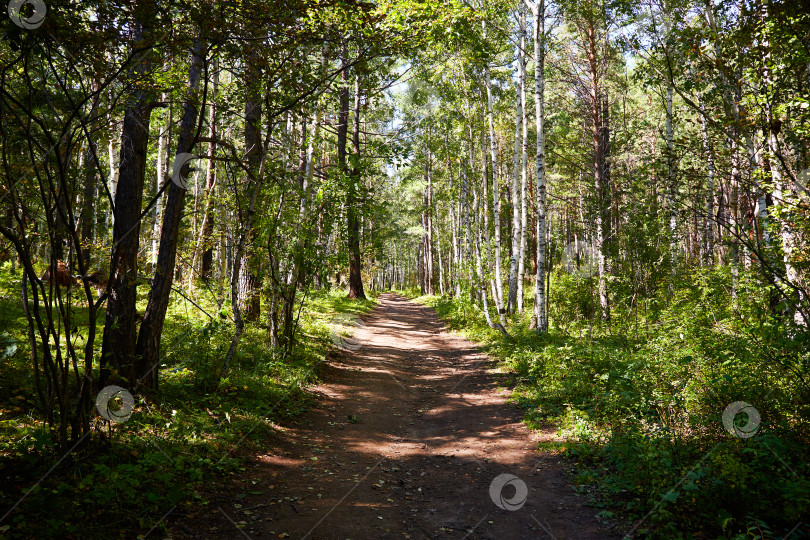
[
  {"left": 346, "top": 63, "right": 366, "bottom": 300},
  {"left": 222, "top": 161, "right": 264, "bottom": 374},
  {"left": 100, "top": 0, "right": 158, "bottom": 388},
  {"left": 462, "top": 150, "right": 473, "bottom": 302},
  {"left": 135, "top": 40, "right": 204, "bottom": 390},
  {"left": 436, "top": 221, "right": 445, "bottom": 295},
  {"left": 200, "top": 57, "right": 219, "bottom": 281},
  {"left": 517, "top": 13, "right": 530, "bottom": 313},
  {"left": 449, "top": 148, "right": 461, "bottom": 297},
  {"left": 508, "top": 3, "right": 526, "bottom": 315},
  {"left": 221, "top": 46, "right": 267, "bottom": 373},
  {"left": 759, "top": 0, "right": 806, "bottom": 325},
  {"left": 473, "top": 167, "right": 510, "bottom": 338},
  {"left": 481, "top": 132, "right": 497, "bottom": 307},
  {"left": 755, "top": 15, "right": 770, "bottom": 252},
  {"left": 730, "top": 141, "right": 740, "bottom": 305},
  {"left": 483, "top": 22, "right": 506, "bottom": 324},
  {"left": 703, "top": 0, "right": 738, "bottom": 288},
  {"left": 106, "top": 136, "right": 118, "bottom": 231},
  {"left": 601, "top": 90, "right": 612, "bottom": 258},
  {"left": 151, "top": 92, "right": 169, "bottom": 268},
  {"left": 305, "top": 46, "right": 330, "bottom": 292},
  {"left": 336, "top": 48, "right": 353, "bottom": 295},
  {"left": 468, "top": 135, "right": 480, "bottom": 304},
  {"left": 423, "top": 148, "right": 435, "bottom": 295},
  {"left": 531, "top": 0, "right": 548, "bottom": 332},
  {"left": 586, "top": 15, "right": 610, "bottom": 321},
  {"left": 240, "top": 45, "right": 263, "bottom": 321},
  {"left": 279, "top": 119, "right": 312, "bottom": 353}
]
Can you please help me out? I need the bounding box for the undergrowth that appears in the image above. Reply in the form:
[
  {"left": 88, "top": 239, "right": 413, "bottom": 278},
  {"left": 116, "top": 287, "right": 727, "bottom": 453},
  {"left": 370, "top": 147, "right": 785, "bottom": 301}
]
[
  {"left": 0, "top": 261, "right": 376, "bottom": 538},
  {"left": 414, "top": 266, "right": 810, "bottom": 539}
]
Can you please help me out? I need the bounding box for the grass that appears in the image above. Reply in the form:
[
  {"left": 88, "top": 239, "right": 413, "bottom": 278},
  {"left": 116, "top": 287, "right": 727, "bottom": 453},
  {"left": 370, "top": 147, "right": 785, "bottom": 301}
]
[{"left": 0, "top": 261, "right": 377, "bottom": 538}]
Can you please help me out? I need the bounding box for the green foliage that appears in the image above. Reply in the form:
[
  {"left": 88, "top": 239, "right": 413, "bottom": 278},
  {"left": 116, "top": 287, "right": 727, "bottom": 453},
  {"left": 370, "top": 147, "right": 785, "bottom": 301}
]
[
  {"left": 419, "top": 266, "right": 810, "bottom": 539},
  {"left": 0, "top": 268, "right": 376, "bottom": 537}
]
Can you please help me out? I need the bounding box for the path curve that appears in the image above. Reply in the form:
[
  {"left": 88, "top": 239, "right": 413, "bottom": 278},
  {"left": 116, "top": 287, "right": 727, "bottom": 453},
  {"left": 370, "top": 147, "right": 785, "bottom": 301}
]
[{"left": 175, "top": 294, "right": 614, "bottom": 539}]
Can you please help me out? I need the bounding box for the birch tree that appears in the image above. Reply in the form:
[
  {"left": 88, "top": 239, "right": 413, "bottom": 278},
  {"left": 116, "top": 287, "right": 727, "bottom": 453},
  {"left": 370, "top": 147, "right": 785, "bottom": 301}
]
[
  {"left": 525, "top": 0, "right": 548, "bottom": 331},
  {"left": 484, "top": 20, "right": 507, "bottom": 325},
  {"left": 507, "top": 2, "right": 526, "bottom": 315}
]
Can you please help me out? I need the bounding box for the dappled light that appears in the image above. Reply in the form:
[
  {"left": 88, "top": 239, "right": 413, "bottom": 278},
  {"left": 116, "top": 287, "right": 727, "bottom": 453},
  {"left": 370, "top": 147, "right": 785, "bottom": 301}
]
[{"left": 1, "top": 0, "right": 808, "bottom": 538}]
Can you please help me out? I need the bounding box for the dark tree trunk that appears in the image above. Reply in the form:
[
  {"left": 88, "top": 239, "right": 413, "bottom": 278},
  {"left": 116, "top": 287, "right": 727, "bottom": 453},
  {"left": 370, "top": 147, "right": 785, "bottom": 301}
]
[
  {"left": 348, "top": 75, "right": 366, "bottom": 299},
  {"left": 135, "top": 40, "right": 204, "bottom": 390},
  {"left": 338, "top": 50, "right": 365, "bottom": 300},
  {"left": 100, "top": 0, "right": 158, "bottom": 388}
]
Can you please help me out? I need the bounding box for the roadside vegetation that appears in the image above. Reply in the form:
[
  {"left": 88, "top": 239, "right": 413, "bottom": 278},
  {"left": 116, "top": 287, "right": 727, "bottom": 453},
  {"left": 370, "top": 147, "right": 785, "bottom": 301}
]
[
  {"left": 0, "top": 262, "right": 375, "bottom": 538},
  {"left": 416, "top": 267, "right": 810, "bottom": 539}
]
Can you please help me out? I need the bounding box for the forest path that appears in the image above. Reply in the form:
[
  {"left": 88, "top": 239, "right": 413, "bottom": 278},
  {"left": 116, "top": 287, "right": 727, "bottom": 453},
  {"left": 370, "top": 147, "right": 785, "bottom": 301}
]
[{"left": 175, "top": 294, "right": 614, "bottom": 539}]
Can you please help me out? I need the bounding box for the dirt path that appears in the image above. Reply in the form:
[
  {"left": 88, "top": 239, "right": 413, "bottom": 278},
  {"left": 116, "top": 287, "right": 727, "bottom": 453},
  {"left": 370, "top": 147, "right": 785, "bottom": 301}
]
[{"left": 174, "top": 294, "right": 614, "bottom": 539}]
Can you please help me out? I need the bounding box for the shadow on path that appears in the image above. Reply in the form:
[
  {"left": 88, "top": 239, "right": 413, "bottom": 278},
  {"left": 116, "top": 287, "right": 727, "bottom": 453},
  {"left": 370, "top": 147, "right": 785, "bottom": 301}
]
[{"left": 173, "top": 294, "right": 616, "bottom": 539}]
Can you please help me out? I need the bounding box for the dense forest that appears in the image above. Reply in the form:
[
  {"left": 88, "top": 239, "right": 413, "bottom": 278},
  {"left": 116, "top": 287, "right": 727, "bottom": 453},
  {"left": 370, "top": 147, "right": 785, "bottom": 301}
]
[{"left": 0, "top": 0, "right": 808, "bottom": 537}]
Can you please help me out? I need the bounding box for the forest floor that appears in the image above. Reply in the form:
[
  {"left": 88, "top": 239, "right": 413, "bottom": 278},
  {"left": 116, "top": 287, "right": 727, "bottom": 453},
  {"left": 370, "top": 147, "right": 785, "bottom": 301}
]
[{"left": 171, "top": 293, "right": 616, "bottom": 539}]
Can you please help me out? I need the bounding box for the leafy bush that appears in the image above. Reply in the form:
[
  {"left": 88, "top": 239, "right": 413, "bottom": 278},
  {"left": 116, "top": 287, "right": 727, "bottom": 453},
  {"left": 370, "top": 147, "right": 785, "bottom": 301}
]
[{"left": 0, "top": 274, "right": 376, "bottom": 538}]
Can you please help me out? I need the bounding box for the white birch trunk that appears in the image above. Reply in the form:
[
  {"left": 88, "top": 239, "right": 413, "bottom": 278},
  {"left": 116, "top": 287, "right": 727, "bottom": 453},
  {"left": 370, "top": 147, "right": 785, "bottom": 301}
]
[
  {"left": 517, "top": 10, "right": 530, "bottom": 314},
  {"left": 507, "top": 4, "right": 526, "bottom": 315},
  {"left": 530, "top": 0, "right": 547, "bottom": 332},
  {"left": 473, "top": 165, "right": 510, "bottom": 337},
  {"left": 462, "top": 149, "right": 472, "bottom": 302},
  {"left": 484, "top": 21, "right": 506, "bottom": 325}
]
